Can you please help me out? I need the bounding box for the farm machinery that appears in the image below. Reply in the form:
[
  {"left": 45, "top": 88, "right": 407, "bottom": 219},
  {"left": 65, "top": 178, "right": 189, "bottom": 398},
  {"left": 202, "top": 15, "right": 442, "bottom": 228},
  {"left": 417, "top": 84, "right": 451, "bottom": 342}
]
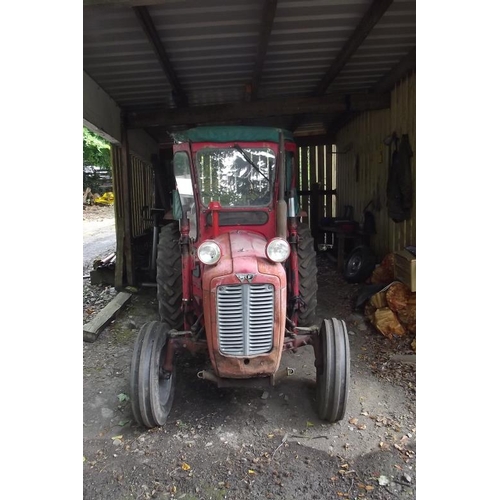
[{"left": 130, "top": 126, "right": 350, "bottom": 428}]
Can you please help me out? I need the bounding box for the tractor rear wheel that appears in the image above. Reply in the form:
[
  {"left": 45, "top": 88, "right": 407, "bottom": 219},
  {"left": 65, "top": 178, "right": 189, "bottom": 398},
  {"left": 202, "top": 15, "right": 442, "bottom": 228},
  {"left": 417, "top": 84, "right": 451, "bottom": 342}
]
[
  {"left": 156, "top": 223, "right": 183, "bottom": 329},
  {"left": 130, "top": 321, "right": 176, "bottom": 428},
  {"left": 297, "top": 223, "right": 318, "bottom": 326},
  {"left": 316, "top": 318, "right": 350, "bottom": 423}
]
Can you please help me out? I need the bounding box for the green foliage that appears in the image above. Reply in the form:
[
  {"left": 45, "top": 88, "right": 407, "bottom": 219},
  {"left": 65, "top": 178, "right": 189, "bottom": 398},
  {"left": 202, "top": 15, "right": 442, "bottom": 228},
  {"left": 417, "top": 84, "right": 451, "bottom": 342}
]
[
  {"left": 83, "top": 127, "right": 111, "bottom": 169},
  {"left": 83, "top": 127, "right": 112, "bottom": 192}
]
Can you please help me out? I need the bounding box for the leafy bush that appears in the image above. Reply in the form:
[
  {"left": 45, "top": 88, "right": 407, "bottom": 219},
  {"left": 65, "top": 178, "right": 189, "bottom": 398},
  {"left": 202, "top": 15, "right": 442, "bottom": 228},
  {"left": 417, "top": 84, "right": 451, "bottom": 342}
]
[{"left": 83, "top": 127, "right": 111, "bottom": 192}]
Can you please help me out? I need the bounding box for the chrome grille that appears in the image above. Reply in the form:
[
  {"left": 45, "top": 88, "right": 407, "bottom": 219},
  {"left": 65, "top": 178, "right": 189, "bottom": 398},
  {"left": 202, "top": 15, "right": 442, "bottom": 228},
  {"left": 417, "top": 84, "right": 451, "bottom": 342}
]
[{"left": 217, "top": 284, "right": 274, "bottom": 356}]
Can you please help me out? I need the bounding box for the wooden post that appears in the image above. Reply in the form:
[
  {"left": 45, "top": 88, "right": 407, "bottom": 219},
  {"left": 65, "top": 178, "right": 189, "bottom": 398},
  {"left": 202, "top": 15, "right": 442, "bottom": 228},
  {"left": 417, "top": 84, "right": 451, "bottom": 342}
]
[
  {"left": 114, "top": 114, "right": 135, "bottom": 288},
  {"left": 111, "top": 145, "right": 124, "bottom": 289}
]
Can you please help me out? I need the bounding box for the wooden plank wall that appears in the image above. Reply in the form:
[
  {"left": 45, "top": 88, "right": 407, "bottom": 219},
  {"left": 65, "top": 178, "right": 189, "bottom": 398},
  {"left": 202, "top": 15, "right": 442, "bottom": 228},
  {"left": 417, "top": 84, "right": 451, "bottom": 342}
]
[
  {"left": 111, "top": 146, "right": 155, "bottom": 287},
  {"left": 111, "top": 144, "right": 126, "bottom": 286},
  {"left": 130, "top": 154, "right": 154, "bottom": 238},
  {"left": 297, "top": 144, "right": 337, "bottom": 245},
  {"left": 335, "top": 71, "right": 416, "bottom": 258}
]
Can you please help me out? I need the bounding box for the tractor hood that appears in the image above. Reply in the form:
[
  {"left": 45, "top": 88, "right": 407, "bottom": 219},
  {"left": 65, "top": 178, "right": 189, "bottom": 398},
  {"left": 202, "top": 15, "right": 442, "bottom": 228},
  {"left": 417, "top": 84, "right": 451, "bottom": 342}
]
[
  {"left": 200, "top": 229, "right": 288, "bottom": 379},
  {"left": 200, "top": 230, "right": 286, "bottom": 286},
  {"left": 224, "top": 230, "right": 267, "bottom": 260}
]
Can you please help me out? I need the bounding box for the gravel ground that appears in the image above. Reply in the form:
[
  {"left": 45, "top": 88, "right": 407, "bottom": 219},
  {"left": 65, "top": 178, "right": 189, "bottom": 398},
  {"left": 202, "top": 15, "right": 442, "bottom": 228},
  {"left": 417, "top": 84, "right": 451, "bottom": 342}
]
[{"left": 83, "top": 205, "right": 118, "bottom": 324}]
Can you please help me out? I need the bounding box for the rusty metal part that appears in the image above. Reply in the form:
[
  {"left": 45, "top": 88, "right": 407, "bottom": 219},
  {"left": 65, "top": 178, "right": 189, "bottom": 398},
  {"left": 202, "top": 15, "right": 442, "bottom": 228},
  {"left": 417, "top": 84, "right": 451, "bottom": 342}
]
[
  {"left": 161, "top": 334, "right": 208, "bottom": 373},
  {"left": 197, "top": 366, "right": 295, "bottom": 388},
  {"left": 270, "top": 366, "right": 295, "bottom": 385},
  {"left": 209, "top": 347, "right": 283, "bottom": 378}
]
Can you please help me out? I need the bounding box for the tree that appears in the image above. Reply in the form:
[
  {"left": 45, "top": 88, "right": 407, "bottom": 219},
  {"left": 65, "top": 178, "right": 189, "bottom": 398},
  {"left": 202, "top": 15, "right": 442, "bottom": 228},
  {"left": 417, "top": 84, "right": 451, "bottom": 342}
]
[
  {"left": 83, "top": 127, "right": 111, "bottom": 168},
  {"left": 83, "top": 127, "right": 111, "bottom": 192}
]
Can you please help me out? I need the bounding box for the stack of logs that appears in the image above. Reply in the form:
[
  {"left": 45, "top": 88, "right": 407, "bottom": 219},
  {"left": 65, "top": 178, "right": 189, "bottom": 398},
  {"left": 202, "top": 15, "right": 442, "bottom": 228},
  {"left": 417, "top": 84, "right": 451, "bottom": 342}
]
[{"left": 364, "top": 253, "right": 416, "bottom": 349}]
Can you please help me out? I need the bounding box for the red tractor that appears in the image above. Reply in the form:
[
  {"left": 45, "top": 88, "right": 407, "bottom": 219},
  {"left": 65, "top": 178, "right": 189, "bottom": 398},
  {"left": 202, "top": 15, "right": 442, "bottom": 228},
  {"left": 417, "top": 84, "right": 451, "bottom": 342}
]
[{"left": 130, "top": 126, "right": 350, "bottom": 428}]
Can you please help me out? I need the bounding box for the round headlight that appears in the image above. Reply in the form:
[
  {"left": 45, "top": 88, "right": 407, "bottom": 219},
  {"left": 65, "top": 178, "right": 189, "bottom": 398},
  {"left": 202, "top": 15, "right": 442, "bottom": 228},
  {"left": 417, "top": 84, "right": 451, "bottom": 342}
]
[
  {"left": 266, "top": 238, "right": 290, "bottom": 263},
  {"left": 197, "top": 241, "right": 221, "bottom": 265}
]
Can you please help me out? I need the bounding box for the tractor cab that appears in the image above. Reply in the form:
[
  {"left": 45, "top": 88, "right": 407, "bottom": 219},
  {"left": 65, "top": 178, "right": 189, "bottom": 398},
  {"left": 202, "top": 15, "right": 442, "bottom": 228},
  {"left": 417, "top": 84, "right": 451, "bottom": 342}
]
[{"left": 171, "top": 126, "right": 297, "bottom": 241}]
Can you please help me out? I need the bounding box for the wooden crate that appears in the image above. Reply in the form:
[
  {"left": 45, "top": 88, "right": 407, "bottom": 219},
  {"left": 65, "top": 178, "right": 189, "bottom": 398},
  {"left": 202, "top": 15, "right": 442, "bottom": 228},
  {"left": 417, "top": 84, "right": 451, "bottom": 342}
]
[{"left": 394, "top": 250, "right": 416, "bottom": 292}]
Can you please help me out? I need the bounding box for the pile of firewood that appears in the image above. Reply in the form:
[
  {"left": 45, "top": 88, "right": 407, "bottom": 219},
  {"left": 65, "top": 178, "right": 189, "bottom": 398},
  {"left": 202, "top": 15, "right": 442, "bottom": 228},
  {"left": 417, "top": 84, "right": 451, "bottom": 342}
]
[{"left": 364, "top": 253, "right": 416, "bottom": 350}]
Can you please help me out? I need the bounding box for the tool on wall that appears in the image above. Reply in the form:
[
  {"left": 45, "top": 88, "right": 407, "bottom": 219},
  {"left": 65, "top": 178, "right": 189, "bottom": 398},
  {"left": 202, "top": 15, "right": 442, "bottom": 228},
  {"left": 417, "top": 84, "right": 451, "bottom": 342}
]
[{"left": 385, "top": 133, "right": 413, "bottom": 223}]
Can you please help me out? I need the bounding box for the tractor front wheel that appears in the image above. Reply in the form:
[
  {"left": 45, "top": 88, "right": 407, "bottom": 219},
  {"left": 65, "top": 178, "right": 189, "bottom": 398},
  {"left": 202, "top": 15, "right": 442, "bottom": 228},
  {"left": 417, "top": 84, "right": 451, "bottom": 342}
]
[
  {"left": 316, "top": 318, "right": 350, "bottom": 423},
  {"left": 130, "top": 321, "right": 176, "bottom": 428}
]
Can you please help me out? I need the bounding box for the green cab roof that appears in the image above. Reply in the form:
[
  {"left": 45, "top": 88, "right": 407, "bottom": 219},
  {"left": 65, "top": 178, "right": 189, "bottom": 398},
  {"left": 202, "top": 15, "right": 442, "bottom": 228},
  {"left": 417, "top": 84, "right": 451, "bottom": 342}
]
[{"left": 172, "top": 126, "right": 295, "bottom": 144}]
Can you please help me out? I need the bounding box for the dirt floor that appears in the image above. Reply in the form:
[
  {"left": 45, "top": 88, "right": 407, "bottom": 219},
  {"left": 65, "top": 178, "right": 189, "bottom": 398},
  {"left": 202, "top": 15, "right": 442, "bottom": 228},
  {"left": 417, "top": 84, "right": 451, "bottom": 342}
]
[{"left": 83, "top": 206, "right": 416, "bottom": 500}]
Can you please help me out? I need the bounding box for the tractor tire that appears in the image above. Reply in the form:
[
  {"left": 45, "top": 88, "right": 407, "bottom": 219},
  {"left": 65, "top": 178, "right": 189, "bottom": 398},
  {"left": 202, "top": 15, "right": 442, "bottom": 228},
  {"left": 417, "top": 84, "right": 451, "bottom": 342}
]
[
  {"left": 297, "top": 223, "right": 318, "bottom": 327},
  {"left": 130, "top": 321, "right": 176, "bottom": 428},
  {"left": 156, "top": 223, "right": 183, "bottom": 329},
  {"left": 343, "top": 245, "right": 377, "bottom": 284},
  {"left": 315, "top": 317, "right": 350, "bottom": 423}
]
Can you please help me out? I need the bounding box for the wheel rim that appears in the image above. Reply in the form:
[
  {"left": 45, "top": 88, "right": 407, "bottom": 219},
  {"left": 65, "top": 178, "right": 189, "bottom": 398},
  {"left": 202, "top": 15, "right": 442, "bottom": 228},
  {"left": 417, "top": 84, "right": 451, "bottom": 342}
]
[
  {"left": 158, "top": 344, "right": 173, "bottom": 407},
  {"left": 149, "top": 328, "right": 175, "bottom": 426},
  {"left": 347, "top": 254, "right": 362, "bottom": 275},
  {"left": 130, "top": 321, "right": 175, "bottom": 428}
]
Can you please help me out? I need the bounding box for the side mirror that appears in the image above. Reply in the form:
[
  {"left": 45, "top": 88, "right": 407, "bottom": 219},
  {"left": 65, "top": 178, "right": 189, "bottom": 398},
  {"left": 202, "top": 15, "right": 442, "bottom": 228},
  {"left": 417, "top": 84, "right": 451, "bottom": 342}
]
[{"left": 172, "top": 189, "right": 183, "bottom": 220}]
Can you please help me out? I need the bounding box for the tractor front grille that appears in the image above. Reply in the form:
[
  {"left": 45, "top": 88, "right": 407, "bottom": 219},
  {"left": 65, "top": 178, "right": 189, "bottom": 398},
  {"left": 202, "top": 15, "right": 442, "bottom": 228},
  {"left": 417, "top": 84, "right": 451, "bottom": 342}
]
[{"left": 216, "top": 283, "right": 274, "bottom": 356}]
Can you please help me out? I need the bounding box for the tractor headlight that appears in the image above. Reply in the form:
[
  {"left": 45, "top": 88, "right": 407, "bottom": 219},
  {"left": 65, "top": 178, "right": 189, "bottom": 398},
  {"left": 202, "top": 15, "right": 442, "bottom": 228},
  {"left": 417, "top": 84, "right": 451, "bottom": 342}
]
[
  {"left": 197, "top": 241, "right": 221, "bottom": 265},
  {"left": 266, "top": 238, "right": 290, "bottom": 263}
]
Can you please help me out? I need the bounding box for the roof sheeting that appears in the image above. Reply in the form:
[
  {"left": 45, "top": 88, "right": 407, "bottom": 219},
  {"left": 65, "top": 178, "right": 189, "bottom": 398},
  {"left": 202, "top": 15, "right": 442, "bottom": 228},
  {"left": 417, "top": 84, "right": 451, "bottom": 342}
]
[{"left": 83, "top": 0, "right": 416, "bottom": 138}]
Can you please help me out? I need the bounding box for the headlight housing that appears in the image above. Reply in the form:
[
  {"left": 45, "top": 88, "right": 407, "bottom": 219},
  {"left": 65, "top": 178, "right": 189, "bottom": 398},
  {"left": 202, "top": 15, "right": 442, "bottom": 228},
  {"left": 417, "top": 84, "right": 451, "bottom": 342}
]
[
  {"left": 266, "top": 238, "right": 290, "bottom": 263},
  {"left": 197, "top": 240, "right": 221, "bottom": 265}
]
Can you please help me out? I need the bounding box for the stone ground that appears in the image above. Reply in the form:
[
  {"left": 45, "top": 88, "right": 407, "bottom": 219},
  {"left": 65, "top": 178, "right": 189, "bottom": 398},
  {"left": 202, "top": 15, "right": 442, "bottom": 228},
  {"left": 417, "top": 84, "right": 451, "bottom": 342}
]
[{"left": 83, "top": 206, "right": 416, "bottom": 500}]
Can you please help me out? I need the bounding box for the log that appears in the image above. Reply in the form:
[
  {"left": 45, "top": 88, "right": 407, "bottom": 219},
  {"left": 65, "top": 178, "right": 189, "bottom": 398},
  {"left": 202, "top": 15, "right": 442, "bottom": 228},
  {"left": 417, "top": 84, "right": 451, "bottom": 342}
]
[
  {"left": 386, "top": 282, "right": 411, "bottom": 312},
  {"left": 83, "top": 292, "right": 132, "bottom": 342},
  {"left": 372, "top": 307, "right": 406, "bottom": 339},
  {"left": 83, "top": 187, "right": 91, "bottom": 205}
]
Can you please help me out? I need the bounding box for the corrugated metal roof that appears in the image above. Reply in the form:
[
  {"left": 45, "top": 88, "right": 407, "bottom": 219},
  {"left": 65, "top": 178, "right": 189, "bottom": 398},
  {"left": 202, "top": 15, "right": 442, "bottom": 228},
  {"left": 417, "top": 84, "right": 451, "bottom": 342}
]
[{"left": 83, "top": 0, "right": 416, "bottom": 136}]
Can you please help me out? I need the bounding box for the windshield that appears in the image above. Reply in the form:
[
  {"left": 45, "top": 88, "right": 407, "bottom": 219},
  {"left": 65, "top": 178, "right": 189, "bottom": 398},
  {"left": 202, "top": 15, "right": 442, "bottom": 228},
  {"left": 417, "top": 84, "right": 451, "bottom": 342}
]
[{"left": 196, "top": 147, "right": 276, "bottom": 207}]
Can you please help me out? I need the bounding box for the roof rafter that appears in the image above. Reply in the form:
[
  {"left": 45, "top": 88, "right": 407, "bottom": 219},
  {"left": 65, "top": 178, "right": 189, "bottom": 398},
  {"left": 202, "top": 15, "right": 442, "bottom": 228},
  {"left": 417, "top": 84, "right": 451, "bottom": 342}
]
[
  {"left": 127, "top": 92, "right": 390, "bottom": 128},
  {"left": 315, "top": 0, "right": 394, "bottom": 96},
  {"left": 249, "top": 0, "right": 278, "bottom": 100},
  {"left": 372, "top": 47, "right": 416, "bottom": 93},
  {"left": 132, "top": 6, "right": 188, "bottom": 107}
]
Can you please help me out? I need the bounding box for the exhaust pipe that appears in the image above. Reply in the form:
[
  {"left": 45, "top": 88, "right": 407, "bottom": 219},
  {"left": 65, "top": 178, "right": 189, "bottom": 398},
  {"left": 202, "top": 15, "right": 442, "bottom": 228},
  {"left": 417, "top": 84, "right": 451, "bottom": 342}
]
[{"left": 277, "top": 132, "right": 287, "bottom": 239}]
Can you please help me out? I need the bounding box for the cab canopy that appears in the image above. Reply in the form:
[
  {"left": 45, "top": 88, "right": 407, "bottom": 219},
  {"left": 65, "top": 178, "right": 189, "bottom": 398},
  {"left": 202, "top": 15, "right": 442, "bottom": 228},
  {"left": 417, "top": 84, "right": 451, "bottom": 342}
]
[{"left": 171, "top": 126, "right": 295, "bottom": 144}]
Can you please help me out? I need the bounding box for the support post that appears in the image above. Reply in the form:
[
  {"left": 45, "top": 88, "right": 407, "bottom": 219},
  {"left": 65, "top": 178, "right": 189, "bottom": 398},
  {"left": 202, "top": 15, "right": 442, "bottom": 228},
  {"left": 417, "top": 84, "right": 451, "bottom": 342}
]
[{"left": 114, "top": 114, "right": 135, "bottom": 288}]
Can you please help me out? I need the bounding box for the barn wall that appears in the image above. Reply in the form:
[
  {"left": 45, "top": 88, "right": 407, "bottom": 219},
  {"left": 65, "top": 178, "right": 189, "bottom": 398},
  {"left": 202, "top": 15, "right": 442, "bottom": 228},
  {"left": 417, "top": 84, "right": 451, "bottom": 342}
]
[
  {"left": 297, "top": 144, "right": 337, "bottom": 246},
  {"left": 335, "top": 71, "right": 416, "bottom": 258},
  {"left": 129, "top": 154, "right": 154, "bottom": 239}
]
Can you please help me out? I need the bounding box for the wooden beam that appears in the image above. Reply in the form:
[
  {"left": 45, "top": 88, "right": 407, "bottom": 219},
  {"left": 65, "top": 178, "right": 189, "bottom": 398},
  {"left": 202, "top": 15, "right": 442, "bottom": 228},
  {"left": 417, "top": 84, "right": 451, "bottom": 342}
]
[
  {"left": 114, "top": 115, "right": 135, "bottom": 288},
  {"left": 132, "top": 6, "right": 188, "bottom": 107},
  {"left": 372, "top": 47, "right": 416, "bottom": 93},
  {"left": 315, "top": 0, "right": 394, "bottom": 95},
  {"left": 295, "top": 135, "right": 333, "bottom": 147},
  {"left": 288, "top": 114, "right": 306, "bottom": 133},
  {"left": 293, "top": 113, "right": 356, "bottom": 146},
  {"left": 83, "top": 292, "right": 133, "bottom": 342},
  {"left": 127, "top": 92, "right": 390, "bottom": 128},
  {"left": 250, "top": 0, "right": 278, "bottom": 100},
  {"left": 328, "top": 111, "right": 359, "bottom": 140}
]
